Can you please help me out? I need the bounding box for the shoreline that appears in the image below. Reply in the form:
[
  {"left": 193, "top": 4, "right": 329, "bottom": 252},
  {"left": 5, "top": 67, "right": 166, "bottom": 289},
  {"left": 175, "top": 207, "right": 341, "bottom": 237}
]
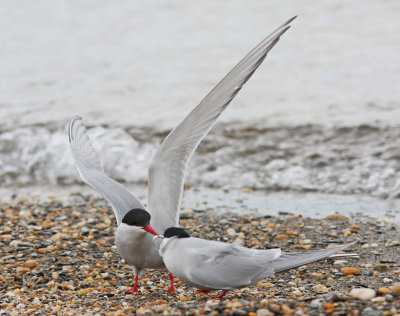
[
  {"left": 0, "top": 192, "right": 399, "bottom": 315},
  {"left": 1, "top": 185, "right": 400, "bottom": 223}
]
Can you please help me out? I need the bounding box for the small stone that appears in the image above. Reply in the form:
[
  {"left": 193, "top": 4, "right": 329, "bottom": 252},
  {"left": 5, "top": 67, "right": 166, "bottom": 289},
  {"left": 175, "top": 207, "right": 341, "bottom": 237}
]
[
  {"left": 341, "top": 267, "right": 359, "bottom": 275},
  {"left": 179, "top": 296, "right": 192, "bottom": 301},
  {"left": 384, "top": 294, "right": 393, "bottom": 302},
  {"left": 386, "top": 240, "right": 399, "bottom": 247},
  {"left": 292, "top": 290, "right": 303, "bottom": 296},
  {"left": 233, "top": 309, "right": 247, "bottom": 316},
  {"left": 349, "top": 288, "right": 376, "bottom": 300},
  {"left": 310, "top": 299, "right": 322, "bottom": 309},
  {"left": 362, "top": 243, "right": 370, "bottom": 249},
  {"left": 24, "top": 260, "right": 38, "bottom": 269},
  {"left": 324, "top": 214, "right": 348, "bottom": 221},
  {"left": 300, "top": 239, "right": 312, "bottom": 245},
  {"left": 281, "top": 305, "right": 293, "bottom": 313},
  {"left": 333, "top": 260, "right": 347, "bottom": 265},
  {"left": 16, "top": 267, "right": 30, "bottom": 274},
  {"left": 326, "top": 292, "right": 347, "bottom": 302},
  {"left": 227, "top": 228, "right": 236, "bottom": 236},
  {"left": 350, "top": 225, "right": 360, "bottom": 230},
  {"left": 373, "top": 264, "right": 390, "bottom": 271},
  {"left": 323, "top": 303, "right": 335, "bottom": 309},
  {"left": 256, "top": 309, "right": 274, "bottom": 316},
  {"left": 50, "top": 233, "right": 68, "bottom": 242},
  {"left": 78, "top": 288, "right": 94, "bottom": 295},
  {"left": 383, "top": 278, "right": 392, "bottom": 283},
  {"left": 241, "top": 188, "right": 253, "bottom": 193},
  {"left": 256, "top": 281, "right": 273, "bottom": 288},
  {"left": 310, "top": 272, "right": 323, "bottom": 279},
  {"left": 377, "top": 287, "right": 391, "bottom": 295},
  {"left": 312, "top": 284, "right": 329, "bottom": 292},
  {"left": 343, "top": 230, "right": 351, "bottom": 236},
  {"left": 371, "top": 297, "right": 385, "bottom": 303},
  {"left": 275, "top": 234, "right": 289, "bottom": 240},
  {"left": 392, "top": 282, "right": 400, "bottom": 294}
]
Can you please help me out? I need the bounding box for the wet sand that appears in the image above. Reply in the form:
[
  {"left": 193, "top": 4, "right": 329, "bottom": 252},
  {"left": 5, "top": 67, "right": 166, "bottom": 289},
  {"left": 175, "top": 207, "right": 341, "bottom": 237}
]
[{"left": 0, "top": 193, "right": 399, "bottom": 315}]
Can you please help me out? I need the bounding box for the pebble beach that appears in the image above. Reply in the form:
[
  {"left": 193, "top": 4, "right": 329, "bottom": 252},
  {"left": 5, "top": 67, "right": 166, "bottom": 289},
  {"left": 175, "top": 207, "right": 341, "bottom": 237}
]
[{"left": 1, "top": 192, "right": 399, "bottom": 315}]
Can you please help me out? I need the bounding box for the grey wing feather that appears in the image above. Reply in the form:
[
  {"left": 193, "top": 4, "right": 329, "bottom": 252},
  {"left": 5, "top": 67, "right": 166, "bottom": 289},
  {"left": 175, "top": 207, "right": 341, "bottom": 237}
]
[
  {"left": 272, "top": 241, "right": 358, "bottom": 273},
  {"left": 183, "top": 238, "right": 281, "bottom": 290},
  {"left": 148, "top": 16, "right": 296, "bottom": 233},
  {"left": 69, "top": 116, "right": 145, "bottom": 226}
]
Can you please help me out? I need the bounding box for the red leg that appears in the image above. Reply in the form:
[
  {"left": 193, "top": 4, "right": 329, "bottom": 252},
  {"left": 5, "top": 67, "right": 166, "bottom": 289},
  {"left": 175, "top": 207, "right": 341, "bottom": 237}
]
[
  {"left": 211, "top": 290, "right": 229, "bottom": 299},
  {"left": 165, "top": 273, "right": 175, "bottom": 292},
  {"left": 125, "top": 275, "right": 139, "bottom": 294}
]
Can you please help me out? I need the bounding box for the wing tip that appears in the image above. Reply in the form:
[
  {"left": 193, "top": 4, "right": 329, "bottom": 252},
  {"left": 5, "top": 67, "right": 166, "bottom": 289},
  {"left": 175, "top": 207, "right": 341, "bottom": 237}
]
[{"left": 68, "top": 115, "right": 83, "bottom": 143}]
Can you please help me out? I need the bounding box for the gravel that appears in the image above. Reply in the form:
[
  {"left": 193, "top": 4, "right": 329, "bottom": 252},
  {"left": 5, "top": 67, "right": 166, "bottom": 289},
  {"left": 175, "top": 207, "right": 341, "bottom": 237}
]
[{"left": 0, "top": 193, "right": 399, "bottom": 315}]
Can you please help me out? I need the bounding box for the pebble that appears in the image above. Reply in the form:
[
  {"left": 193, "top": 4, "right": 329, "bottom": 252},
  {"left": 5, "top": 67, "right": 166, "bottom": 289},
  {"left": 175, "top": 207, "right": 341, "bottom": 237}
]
[
  {"left": 312, "top": 284, "right": 329, "bottom": 292},
  {"left": 256, "top": 309, "right": 274, "bottom": 316},
  {"left": 350, "top": 288, "right": 376, "bottom": 300},
  {"left": 378, "top": 287, "right": 391, "bottom": 295},
  {"left": 385, "top": 240, "right": 399, "bottom": 247},
  {"left": 24, "top": 260, "right": 38, "bottom": 269},
  {"left": 373, "top": 264, "right": 390, "bottom": 271},
  {"left": 324, "top": 214, "right": 348, "bottom": 221},
  {"left": 227, "top": 228, "right": 236, "bottom": 236},
  {"left": 333, "top": 260, "right": 348, "bottom": 265},
  {"left": 392, "top": 282, "right": 400, "bottom": 294},
  {"left": 310, "top": 299, "right": 322, "bottom": 309},
  {"left": 300, "top": 239, "right": 312, "bottom": 245},
  {"left": 274, "top": 234, "right": 289, "bottom": 240},
  {"left": 78, "top": 288, "right": 94, "bottom": 295},
  {"left": 385, "top": 294, "right": 393, "bottom": 302},
  {"left": 341, "top": 267, "right": 359, "bottom": 275}
]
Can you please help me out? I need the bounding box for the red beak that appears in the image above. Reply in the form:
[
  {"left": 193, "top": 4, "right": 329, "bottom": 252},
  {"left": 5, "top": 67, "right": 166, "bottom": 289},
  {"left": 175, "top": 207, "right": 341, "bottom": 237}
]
[{"left": 142, "top": 224, "right": 158, "bottom": 236}]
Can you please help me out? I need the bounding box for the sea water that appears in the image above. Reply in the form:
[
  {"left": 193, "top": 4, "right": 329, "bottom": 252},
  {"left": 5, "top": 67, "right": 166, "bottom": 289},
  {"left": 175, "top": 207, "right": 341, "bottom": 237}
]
[{"left": 1, "top": 1, "right": 400, "bottom": 219}]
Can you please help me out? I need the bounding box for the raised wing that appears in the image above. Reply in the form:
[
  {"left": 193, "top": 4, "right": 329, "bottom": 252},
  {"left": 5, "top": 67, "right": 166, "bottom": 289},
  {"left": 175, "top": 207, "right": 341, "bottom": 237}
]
[
  {"left": 69, "top": 116, "right": 145, "bottom": 226},
  {"left": 148, "top": 16, "right": 296, "bottom": 233}
]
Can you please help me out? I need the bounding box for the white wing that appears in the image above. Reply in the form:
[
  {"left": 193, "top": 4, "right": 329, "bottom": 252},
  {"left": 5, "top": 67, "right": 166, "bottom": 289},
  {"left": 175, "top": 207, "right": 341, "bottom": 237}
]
[
  {"left": 148, "top": 16, "right": 296, "bottom": 233},
  {"left": 69, "top": 116, "right": 145, "bottom": 226},
  {"left": 164, "top": 237, "right": 281, "bottom": 290}
]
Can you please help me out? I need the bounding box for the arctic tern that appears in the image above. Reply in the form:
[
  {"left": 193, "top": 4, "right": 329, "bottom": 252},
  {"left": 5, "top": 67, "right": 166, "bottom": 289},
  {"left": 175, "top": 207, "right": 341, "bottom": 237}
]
[
  {"left": 156, "top": 227, "right": 358, "bottom": 299},
  {"left": 68, "top": 16, "right": 296, "bottom": 293}
]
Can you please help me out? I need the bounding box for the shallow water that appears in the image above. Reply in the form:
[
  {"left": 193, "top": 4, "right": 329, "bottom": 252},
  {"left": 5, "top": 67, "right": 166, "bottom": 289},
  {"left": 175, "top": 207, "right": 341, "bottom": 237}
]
[{"left": 1, "top": 1, "right": 400, "bottom": 217}]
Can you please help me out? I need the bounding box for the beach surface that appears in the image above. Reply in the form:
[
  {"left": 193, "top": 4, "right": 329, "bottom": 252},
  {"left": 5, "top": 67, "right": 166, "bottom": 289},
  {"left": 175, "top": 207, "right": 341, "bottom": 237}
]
[{"left": 0, "top": 192, "right": 399, "bottom": 315}]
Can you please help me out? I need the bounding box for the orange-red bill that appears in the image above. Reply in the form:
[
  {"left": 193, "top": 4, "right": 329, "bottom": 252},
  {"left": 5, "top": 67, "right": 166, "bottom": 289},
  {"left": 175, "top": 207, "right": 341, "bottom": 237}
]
[{"left": 142, "top": 224, "right": 158, "bottom": 236}]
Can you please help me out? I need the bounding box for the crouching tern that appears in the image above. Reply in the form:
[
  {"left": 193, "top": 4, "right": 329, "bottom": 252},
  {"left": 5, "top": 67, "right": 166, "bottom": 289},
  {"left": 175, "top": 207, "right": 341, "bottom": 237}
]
[
  {"left": 155, "top": 227, "right": 358, "bottom": 299},
  {"left": 68, "top": 16, "right": 296, "bottom": 294}
]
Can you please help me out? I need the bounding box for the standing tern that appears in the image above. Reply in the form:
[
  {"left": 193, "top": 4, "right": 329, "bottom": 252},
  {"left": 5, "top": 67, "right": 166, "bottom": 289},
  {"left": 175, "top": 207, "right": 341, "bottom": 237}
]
[
  {"left": 156, "top": 227, "right": 358, "bottom": 299},
  {"left": 68, "top": 16, "right": 296, "bottom": 294}
]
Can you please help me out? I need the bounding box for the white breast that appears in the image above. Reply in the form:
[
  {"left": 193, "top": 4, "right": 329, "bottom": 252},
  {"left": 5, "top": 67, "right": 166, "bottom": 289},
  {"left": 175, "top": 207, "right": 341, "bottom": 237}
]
[{"left": 115, "top": 224, "right": 164, "bottom": 270}]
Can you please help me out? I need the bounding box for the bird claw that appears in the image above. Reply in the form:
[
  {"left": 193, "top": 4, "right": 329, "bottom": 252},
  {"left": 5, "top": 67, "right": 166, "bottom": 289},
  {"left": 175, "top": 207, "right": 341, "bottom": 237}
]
[
  {"left": 211, "top": 291, "right": 228, "bottom": 299},
  {"left": 125, "top": 286, "right": 139, "bottom": 294}
]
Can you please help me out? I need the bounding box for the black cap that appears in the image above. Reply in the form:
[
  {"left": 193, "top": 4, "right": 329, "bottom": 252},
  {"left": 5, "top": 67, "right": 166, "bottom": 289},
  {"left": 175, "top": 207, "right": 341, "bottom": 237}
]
[
  {"left": 122, "top": 209, "right": 151, "bottom": 227},
  {"left": 164, "top": 227, "right": 190, "bottom": 238}
]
